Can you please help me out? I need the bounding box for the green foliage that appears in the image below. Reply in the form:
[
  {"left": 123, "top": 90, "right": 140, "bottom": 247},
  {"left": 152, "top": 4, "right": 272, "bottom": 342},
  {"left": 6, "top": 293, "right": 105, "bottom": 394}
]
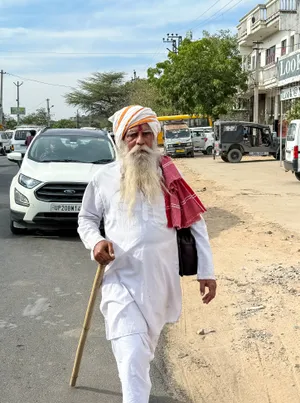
[
  {"left": 148, "top": 30, "right": 248, "bottom": 119},
  {"left": 65, "top": 72, "right": 128, "bottom": 118},
  {"left": 21, "top": 108, "right": 48, "bottom": 126},
  {"left": 286, "top": 100, "right": 300, "bottom": 123},
  {"left": 52, "top": 119, "right": 76, "bottom": 129},
  {"left": 124, "top": 78, "right": 174, "bottom": 116},
  {"left": 3, "top": 115, "right": 17, "bottom": 130}
]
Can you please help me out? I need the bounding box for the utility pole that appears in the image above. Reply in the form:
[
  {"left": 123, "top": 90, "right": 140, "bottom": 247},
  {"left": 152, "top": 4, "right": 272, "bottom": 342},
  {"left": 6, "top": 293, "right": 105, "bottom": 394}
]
[
  {"left": 46, "top": 98, "right": 50, "bottom": 126},
  {"left": 76, "top": 110, "right": 80, "bottom": 128},
  {"left": 46, "top": 98, "right": 54, "bottom": 127},
  {"left": 163, "top": 33, "right": 183, "bottom": 54},
  {"left": 253, "top": 41, "right": 262, "bottom": 123},
  {"left": 13, "top": 81, "right": 23, "bottom": 125},
  {"left": 0, "top": 70, "right": 6, "bottom": 127}
]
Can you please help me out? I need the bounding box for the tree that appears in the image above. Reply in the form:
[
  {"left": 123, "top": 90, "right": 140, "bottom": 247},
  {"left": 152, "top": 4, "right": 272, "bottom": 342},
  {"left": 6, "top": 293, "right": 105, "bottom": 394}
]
[
  {"left": 21, "top": 108, "right": 48, "bottom": 126},
  {"left": 52, "top": 119, "right": 76, "bottom": 129},
  {"left": 3, "top": 115, "right": 17, "bottom": 129},
  {"left": 65, "top": 72, "right": 128, "bottom": 118},
  {"left": 286, "top": 100, "right": 300, "bottom": 123},
  {"left": 124, "top": 78, "right": 174, "bottom": 116},
  {"left": 148, "top": 30, "right": 248, "bottom": 119}
]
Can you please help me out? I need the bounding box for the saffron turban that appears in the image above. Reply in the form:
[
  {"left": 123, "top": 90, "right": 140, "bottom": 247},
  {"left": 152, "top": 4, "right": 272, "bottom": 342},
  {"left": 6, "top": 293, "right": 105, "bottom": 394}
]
[{"left": 108, "top": 105, "right": 161, "bottom": 148}]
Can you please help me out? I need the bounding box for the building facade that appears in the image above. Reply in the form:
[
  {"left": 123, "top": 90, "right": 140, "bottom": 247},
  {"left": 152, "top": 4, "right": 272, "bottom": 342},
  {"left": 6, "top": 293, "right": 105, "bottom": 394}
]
[{"left": 237, "top": 0, "right": 300, "bottom": 133}]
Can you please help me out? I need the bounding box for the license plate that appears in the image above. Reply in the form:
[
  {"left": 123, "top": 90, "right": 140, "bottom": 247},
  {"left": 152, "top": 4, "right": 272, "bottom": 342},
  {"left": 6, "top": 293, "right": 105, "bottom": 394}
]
[
  {"left": 50, "top": 204, "right": 81, "bottom": 213},
  {"left": 175, "top": 149, "right": 185, "bottom": 153}
]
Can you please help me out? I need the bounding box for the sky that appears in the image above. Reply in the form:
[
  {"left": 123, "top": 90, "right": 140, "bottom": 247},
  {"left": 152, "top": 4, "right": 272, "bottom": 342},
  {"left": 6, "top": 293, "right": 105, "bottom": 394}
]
[{"left": 0, "top": 0, "right": 260, "bottom": 120}]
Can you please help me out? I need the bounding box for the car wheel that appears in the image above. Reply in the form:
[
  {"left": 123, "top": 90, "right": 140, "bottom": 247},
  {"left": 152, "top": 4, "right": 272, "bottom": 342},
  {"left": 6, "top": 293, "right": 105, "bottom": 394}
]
[
  {"left": 206, "top": 146, "right": 213, "bottom": 155},
  {"left": 295, "top": 172, "right": 300, "bottom": 181},
  {"left": 190, "top": 150, "right": 195, "bottom": 158},
  {"left": 221, "top": 155, "right": 229, "bottom": 162},
  {"left": 10, "top": 220, "right": 26, "bottom": 235},
  {"left": 227, "top": 149, "right": 242, "bottom": 163},
  {"left": 202, "top": 150, "right": 207, "bottom": 155}
]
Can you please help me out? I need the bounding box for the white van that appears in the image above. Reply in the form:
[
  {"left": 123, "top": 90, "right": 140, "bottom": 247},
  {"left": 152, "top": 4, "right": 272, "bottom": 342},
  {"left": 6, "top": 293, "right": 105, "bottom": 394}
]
[
  {"left": 284, "top": 120, "right": 300, "bottom": 181},
  {"left": 10, "top": 126, "right": 43, "bottom": 155}
]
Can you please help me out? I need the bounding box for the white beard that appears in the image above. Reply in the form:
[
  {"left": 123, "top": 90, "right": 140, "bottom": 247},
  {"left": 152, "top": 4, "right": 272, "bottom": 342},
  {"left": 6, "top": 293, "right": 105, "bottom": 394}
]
[{"left": 118, "top": 143, "right": 163, "bottom": 214}]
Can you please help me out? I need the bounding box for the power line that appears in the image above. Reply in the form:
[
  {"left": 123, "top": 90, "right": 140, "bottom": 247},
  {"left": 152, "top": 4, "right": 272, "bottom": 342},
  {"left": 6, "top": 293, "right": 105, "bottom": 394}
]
[
  {"left": 190, "top": 0, "right": 245, "bottom": 33},
  {"left": 6, "top": 73, "right": 75, "bottom": 89},
  {"left": 185, "top": 0, "right": 223, "bottom": 31}
]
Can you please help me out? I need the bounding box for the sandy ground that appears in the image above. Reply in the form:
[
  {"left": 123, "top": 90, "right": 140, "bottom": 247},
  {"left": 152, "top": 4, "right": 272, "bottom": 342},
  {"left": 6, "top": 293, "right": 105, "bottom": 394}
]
[{"left": 165, "top": 155, "right": 300, "bottom": 403}]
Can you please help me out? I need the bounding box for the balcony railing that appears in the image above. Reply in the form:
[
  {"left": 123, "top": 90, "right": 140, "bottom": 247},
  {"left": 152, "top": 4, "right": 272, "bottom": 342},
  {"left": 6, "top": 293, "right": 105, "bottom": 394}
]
[
  {"left": 266, "top": 0, "right": 297, "bottom": 20},
  {"left": 238, "top": 20, "right": 247, "bottom": 39}
]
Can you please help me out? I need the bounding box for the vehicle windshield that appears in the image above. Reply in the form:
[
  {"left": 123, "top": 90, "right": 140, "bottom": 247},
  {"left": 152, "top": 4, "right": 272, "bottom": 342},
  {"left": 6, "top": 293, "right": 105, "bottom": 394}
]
[
  {"left": 15, "top": 130, "right": 31, "bottom": 141},
  {"left": 28, "top": 134, "right": 116, "bottom": 163},
  {"left": 287, "top": 123, "right": 297, "bottom": 142},
  {"left": 165, "top": 129, "right": 190, "bottom": 139},
  {"left": 0, "top": 132, "right": 8, "bottom": 140}
]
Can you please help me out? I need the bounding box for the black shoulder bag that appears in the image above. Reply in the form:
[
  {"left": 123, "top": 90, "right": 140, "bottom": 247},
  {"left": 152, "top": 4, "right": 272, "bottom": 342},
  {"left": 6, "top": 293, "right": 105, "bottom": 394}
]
[{"left": 177, "top": 227, "right": 198, "bottom": 277}]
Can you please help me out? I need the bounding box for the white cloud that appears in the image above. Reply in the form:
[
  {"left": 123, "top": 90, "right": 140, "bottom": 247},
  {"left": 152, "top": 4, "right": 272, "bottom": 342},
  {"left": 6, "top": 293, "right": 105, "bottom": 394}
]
[{"left": 0, "top": 27, "right": 132, "bottom": 42}]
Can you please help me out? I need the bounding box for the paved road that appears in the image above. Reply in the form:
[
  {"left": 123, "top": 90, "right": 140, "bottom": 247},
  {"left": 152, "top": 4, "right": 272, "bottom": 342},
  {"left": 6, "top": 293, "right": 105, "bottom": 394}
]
[{"left": 0, "top": 157, "right": 183, "bottom": 403}]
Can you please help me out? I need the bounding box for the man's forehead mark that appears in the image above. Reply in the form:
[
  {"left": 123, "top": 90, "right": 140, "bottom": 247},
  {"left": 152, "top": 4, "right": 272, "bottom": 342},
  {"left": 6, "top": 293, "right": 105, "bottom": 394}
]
[{"left": 129, "top": 124, "right": 147, "bottom": 133}]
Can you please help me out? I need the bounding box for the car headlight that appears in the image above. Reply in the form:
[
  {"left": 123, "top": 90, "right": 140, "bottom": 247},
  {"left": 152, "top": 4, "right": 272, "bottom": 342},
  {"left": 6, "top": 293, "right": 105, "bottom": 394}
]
[
  {"left": 18, "top": 173, "right": 41, "bottom": 189},
  {"left": 14, "top": 188, "right": 30, "bottom": 207}
]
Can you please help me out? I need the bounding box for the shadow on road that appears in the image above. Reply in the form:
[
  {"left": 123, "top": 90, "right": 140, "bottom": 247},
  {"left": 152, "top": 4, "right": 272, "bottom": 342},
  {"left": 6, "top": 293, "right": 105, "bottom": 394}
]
[{"left": 205, "top": 206, "right": 241, "bottom": 240}]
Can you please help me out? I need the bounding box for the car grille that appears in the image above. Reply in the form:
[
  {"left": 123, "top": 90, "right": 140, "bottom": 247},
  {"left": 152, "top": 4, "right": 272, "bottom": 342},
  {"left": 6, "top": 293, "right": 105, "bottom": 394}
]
[
  {"left": 34, "top": 212, "right": 79, "bottom": 220},
  {"left": 173, "top": 143, "right": 187, "bottom": 148},
  {"left": 35, "top": 183, "right": 87, "bottom": 203}
]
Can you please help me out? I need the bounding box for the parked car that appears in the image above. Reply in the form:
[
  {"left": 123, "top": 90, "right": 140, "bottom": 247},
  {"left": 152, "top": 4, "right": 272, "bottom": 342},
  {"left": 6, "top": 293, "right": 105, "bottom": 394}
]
[
  {"left": 190, "top": 127, "right": 214, "bottom": 155},
  {"left": 164, "top": 121, "right": 194, "bottom": 158},
  {"left": 213, "top": 121, "right": 285, "bottom": 163},
  {"left": 0, "top": 131, "right": 11, "bottom": 155},
  {"left": 7, "top": 128, "right": 116, "bottom": 234},
  {"left": 284, "top": 119, "right": 300, "bottom": 181},
  {"left": 9, "top": 126, "right": 44, "bottom": 156}
]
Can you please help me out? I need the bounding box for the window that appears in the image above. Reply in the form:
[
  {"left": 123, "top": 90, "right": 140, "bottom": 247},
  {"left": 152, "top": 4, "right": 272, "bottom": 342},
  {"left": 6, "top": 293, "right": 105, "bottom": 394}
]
[
  {"left": 287, "top": 123, "right": 297, "bottom": 141},
  {"left": 281, "top": 39, "right": 287, "bottom": 56},
  {"left": 266, "top": 46, "right": 276, "bottom": 65},
  {"left": 15, "top": 130, "right": 30, "bottom": 140},
  {"left": 291, "top": 35, "right": 295, "bottom": 52},
  {"left": 28, "top": 134, "right": 115, "bottom": 163}
]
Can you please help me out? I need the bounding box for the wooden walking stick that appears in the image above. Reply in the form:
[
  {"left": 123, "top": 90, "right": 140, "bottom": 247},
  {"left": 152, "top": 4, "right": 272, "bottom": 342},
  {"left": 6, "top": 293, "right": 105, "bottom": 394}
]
[{"left": 69, "top": 264, "right": 106, "bottom": 387}]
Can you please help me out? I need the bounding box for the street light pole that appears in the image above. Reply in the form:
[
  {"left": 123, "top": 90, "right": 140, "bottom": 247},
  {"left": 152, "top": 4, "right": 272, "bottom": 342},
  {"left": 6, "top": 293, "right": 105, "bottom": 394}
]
[{"left": 13, "top": 81, "right": 23, "bottom": 125}]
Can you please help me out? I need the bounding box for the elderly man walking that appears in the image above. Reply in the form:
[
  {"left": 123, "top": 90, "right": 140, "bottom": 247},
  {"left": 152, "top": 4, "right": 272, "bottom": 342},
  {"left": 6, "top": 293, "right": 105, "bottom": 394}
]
[{"left": 78, "top": 105, "right": 216, "bottom": 403}]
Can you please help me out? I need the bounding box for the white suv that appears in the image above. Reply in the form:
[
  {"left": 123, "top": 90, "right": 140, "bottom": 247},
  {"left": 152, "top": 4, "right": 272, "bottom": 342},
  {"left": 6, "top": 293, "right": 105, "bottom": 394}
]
[{"left": 7, "top": 128, "right": 116, "bottom": 234}]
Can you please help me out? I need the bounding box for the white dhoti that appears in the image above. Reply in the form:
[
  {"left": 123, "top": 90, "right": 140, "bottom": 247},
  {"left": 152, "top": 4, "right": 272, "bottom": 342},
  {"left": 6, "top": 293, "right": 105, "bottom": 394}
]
[
  {"left": 78, "top": 161, "right": 215, "bottom": 402},
  {"left": 111, "top": 332, "right": 159, "bottom": 403}
]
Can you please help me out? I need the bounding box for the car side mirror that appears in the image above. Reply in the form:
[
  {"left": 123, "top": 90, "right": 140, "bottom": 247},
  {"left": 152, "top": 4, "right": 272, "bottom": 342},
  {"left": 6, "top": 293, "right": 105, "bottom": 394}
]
[{"left": 7, "top": 152, "right": 23, "bottom": 162}]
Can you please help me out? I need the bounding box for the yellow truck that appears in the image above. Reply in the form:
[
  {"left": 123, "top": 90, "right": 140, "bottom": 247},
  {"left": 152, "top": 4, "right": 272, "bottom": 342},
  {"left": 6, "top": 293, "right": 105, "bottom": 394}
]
[{"left": 157, "top": 114, "right": 213, "bottom": 146}]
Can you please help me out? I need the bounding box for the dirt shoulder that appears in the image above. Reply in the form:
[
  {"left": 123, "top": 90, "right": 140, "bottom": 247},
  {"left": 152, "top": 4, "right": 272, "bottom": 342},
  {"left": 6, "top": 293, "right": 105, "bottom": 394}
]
[{"left": 165, "top": 156, "right": 300, "bottom": 403}]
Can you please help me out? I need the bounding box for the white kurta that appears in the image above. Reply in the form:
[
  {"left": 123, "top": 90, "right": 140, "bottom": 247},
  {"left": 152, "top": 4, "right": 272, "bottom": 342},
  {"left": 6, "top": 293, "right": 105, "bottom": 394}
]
[{"left": 78, "top": 161, "right": 215, "bottom": 341}]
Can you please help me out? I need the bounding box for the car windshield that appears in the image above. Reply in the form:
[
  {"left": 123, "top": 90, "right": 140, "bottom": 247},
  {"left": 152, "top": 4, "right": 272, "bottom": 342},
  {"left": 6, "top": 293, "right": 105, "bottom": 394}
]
[
  {"left": 287, "top": 123, "right": 297, "bottom": 142},
  {"left": 165, "top": 129, "right": 190, "bottom": 139},
  {"left": 15, "top": 130, "right": 31, "bottom": 141},
  {"left": 28, "top": 134, "right": 116, "bottom": 163}
]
